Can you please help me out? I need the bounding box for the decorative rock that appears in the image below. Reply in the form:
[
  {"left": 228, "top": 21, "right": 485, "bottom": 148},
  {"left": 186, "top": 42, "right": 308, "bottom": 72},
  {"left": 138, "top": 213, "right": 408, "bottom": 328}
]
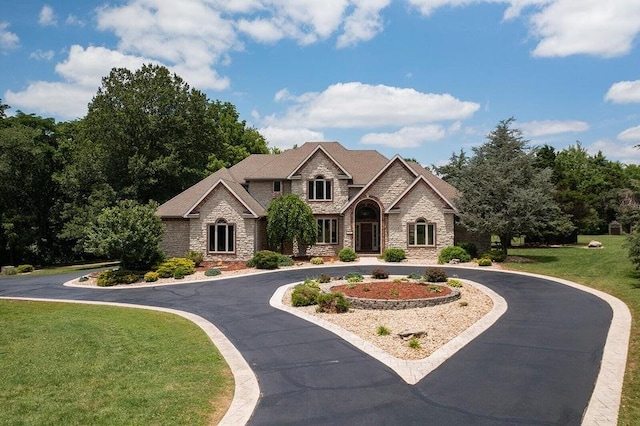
[
  {"left": 588, "top": 240, "right": 603, "bottom": 248},
  {"left": 397, "top": 329, "right": 427, "bottom": 340},
  {"left": 448, "top": 259, "right": 460, "bottom": 264}
]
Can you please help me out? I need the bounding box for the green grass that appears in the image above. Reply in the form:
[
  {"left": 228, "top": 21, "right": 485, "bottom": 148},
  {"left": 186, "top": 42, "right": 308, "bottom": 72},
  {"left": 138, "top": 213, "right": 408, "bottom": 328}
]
[
  {"left": 0, "top": 300, "right": 233, "bottom": 425},
  {"left": 505, "top": 235, "right": 639, "bottom": 425}
]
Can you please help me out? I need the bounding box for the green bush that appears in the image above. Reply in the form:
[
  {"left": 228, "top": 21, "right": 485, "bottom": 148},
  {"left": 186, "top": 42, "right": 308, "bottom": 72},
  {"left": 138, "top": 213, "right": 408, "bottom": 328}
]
[
  {"left": 204, "top": 268, "right": 221, "bottom": 277},
  {"left": 291, "top": 283, "right": 321, "bottom": 307},
  {"left": 481, "top": 249, "right": 507, "bottom": 262},
  {"left": 316, "top": 292, "right": 350, "bottom": 313},
  {"left": 408, "top": 337, "right": 421, "bottom": 349},
  {"left": 156, "top": 258, "right": 195, "bottom": 278},
  {"left": 173, "top": 268, "right": 185, "bottom": 279},
  {"left": 345, "top": 272, "right": 363, "bottom": 283},
  {"left": 310, "top": 257, "right": 324, "bottom": 265},
  {"left": 303, "top": 278, "right": 320, "bottom": 288},
  {"left": 456, "top": 242, "right": 478, "bottom": 259},
  {"left": 438, "top": 246, "right": 471, "bottom": 264},
  {"left": 317, "top": 273, "right": 331, "bottom": 283},
  {"left": 371, "top": 268, "right": 389, "bottom": 279},
  {"left": 338, "top": 247, "right": 357, "bottom": 262},
  {"left": 16, "top": 264, "right": 34, "bottom": 273},
  {"left": 477, "top": 257, "right": 493, "bottom": 267},
  {"left": 447, "top": 279, "right": 464, "bottom": 288},
  {"left": 424, "top": 267, "right": 448, "bottom": 283},
  {"left": 382, "top": 247, "right": 405, "bottom": 262},
  {"left": 278, "top": 254, "right": 294, "bottom": 267},
  {"left": 247, "top": 250, "right": 281, "bottom": 269},
  {"left": 376, "top": 325, "right": 391, "bottom": 336},
  {"left": 97, "top": 269, "right": 142, "bottom": 287},
  {"left": 144, "top": 271, "right": 159, "bottom": 282},
  {"left": 184, "top": 250, "right": 204, "bottom": 267},
  {"left": 1, "top": 266, "right": 17, "bottom": 275},
  {"left": 407, "top": 272, "right": 422, "bottom": 280}
]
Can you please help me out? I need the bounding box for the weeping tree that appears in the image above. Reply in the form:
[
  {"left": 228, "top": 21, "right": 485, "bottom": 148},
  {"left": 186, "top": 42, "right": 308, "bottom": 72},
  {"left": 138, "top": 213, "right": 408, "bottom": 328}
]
[
  {"left": 266, "top": 194, "right": 317, "bottom": 254},
  {"left": 455, "top": 118, "right": 573, "bottom": 255}
]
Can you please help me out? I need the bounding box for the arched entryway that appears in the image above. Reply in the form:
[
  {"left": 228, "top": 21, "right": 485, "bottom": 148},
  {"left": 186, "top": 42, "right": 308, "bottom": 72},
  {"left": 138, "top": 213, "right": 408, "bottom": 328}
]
[{"left": 355, "top": 200, "right": 380, "bottom": 253}]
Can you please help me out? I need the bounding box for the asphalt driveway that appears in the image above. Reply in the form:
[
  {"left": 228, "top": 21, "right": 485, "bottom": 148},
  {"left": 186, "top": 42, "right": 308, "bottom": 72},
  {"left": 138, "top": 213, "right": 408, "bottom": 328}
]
[{"left": 0, "top": 266, "right": 613, "bottom": 425}]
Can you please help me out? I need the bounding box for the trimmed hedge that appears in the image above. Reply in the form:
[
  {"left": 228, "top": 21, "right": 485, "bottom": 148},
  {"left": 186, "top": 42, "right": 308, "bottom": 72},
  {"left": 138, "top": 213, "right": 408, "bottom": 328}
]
[
  {"left": 382, "top": 248, "right": 406, "bottom": 262},
  {"left": 338, "top": 247, "right": 357, "bottom": 262},
  {"left": 438, "top": 246, "right": 471, "bottom": 264},
  {"left": 291, "top": 283, "right": 321, "bottom": 307},
  {"left": 97, "top": 269, "right": 143, "bottom": 287},
  {"left": 156, "top": 258, "right": 195, "bottom": 278}
]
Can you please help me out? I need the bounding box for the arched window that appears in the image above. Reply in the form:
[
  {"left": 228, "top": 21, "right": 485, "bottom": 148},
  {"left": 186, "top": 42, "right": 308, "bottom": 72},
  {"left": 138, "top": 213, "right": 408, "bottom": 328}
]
[
  {"left": 308, "top": 175, "right": 332, "bottom": 201},
  {"left": 408, "top": 218, "right": 435, "bottom": 246},
  {"left": 208, "top": 219, "right": 235, "bottom": 253}
]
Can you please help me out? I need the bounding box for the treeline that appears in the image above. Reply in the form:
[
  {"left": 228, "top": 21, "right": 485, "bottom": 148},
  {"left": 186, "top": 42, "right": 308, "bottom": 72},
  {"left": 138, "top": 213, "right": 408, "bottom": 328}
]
[
  {"left": 434, "top": 124, "right": 640, "bottom": 238},
  {"left": 0, "top": 64, "right": 271, "bottom": 266}
]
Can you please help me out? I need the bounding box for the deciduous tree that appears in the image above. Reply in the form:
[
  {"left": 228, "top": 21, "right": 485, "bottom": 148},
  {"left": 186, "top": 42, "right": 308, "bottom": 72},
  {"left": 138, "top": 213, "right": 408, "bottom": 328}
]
[{"left": 266, "top": 194, "right": 317, "bottom": 254}]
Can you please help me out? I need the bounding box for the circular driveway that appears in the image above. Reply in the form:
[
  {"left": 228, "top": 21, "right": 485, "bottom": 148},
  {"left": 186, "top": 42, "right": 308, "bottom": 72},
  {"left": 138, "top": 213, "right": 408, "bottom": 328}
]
[{"left": 0, "top": 265, "right": 627, "bottom": 425}]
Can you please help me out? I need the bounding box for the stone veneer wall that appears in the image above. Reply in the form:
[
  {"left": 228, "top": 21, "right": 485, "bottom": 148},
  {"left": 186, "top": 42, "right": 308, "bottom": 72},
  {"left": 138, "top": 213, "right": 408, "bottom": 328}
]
[
  {"left": 190, "top": 186, "right": 256, "bottom": 261},
  {"left": 160, "top": 218, "right": 190, "bottom": 257},
  {"left": 454, "top": 222, "right": 491, "bottom": 254}
]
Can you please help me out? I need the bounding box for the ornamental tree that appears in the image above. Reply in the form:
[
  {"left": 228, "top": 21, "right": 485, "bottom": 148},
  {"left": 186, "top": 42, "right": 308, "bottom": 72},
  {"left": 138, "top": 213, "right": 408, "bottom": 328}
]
[{"left": 266, "top": 194, "right": 317, "bottom": 254}]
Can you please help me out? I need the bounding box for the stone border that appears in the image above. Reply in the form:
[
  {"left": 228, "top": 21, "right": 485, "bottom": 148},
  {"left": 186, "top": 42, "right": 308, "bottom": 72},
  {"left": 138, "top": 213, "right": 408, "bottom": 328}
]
[
  {"left": 0, "top": 296, "right": 259, "bottom": 426},
  {"left": 338, "top": 287, "right": 460, "bottom": 310}
]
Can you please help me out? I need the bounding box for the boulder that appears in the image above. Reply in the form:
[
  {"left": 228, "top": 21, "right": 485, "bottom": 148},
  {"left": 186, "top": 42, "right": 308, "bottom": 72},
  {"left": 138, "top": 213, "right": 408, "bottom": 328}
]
[
  {"left": 397, "top": 329, "right": 427, "bottom": 340},
  {"left": 587, "top": 240, "right": 603, "bottom": 248}
]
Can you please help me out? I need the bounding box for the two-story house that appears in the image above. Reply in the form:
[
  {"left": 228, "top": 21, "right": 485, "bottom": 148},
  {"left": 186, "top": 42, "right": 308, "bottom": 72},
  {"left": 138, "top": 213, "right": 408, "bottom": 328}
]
[{"left": 156, "top": 141, "right": 486, "bottom": 262}]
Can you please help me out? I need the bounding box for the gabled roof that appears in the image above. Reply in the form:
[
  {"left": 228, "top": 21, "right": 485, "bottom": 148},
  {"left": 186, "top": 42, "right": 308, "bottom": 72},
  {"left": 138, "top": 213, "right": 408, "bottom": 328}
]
[
  {"left": 385, "top": 175, "right": 457, "bottom": 213},
  {"left": 156, "top": 167, "right": 265, "bottom": 218},
  {"left": 405, "top": 161, "right": 459, "bottom": 207},
  {"left": 287, "top": 144, "right": 352, "bottom": 179}
]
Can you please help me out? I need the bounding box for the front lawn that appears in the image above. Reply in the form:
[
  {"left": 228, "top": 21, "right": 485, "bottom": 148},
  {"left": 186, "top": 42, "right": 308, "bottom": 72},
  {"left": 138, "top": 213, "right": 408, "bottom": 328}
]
[
  {"left": 505, "top": 235, "right": 639, "bottom": 425},
  {"left": 0, "top": 300, "right": 233, "bottom": 425}
]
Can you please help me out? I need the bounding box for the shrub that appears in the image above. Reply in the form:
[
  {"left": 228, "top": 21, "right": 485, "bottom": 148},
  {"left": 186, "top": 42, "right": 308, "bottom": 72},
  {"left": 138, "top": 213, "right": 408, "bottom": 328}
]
[
  {"left": 424, "top": 267, "right": 448, "bottom": 282},
  {"left": 16, "top": 264, "right": 34, "bottom": 273},
  {"left": 1, "top": 266, "right": 17, "bottom": 275},
  {"left": 278, "top": 254, "right": 294, "bottom": 267},
  {"left": 382, "top": 247, "right": 405, "bottom": 262},
  {"left": 438, "top": 246, "right": 471, "bottom": 264},
  {"left": 376, "top": 325, "right": 391, "bottom": 336},
  {"left": 428, "top": 285, "right": 443, "bottom": 293},
  {"left": 204, "top": 268, "right": 221, "bottom": 277},
  {"left": 456, "top": 242, "right": 478, "bottom": 259},
  {"left": 144, "top": 271, "right": 159, "bottom": 282},
  {"left": 173, "top": 268, "right": 185, "bottom": 279},
  {"left": 291, "top": 283, "right": 321, "bottom": 307},
  {"left": 317, "top": 273, "right": 331, "bottom": 283},
  {"left": 407, "top": 272, "right": 422, "bottom": 280},
  {"left": 447, "top": 279, "right": 463, "bottom": 288},
  {"left": 78, "top": 276, "right": 89, "bottom": 282},
  {"left": 184, "top": 250, "right": 204, "bottom": 267},
  {"left": 408, "top": 337, "right": 421, "bottom": 349},
  {"left": 477, "top": 257, "right": 493, "bottom": 267},
  {"left": 156, "top": 258, "right": 195, "bottom": 278},
  {"left": 316, "top": 292, "right": 350, "bottom": 313},
  {"left": 482, "top": 249, "right": 507, "bottom": 263},
  {"left": 97, "top": 269, "right": 142, "bottom": 287},
  {"left": 310, "top": 257, "right": 324, "bottom": 265},
  {"left": 303, "top": 278, "right": 320, "bottom": 288},
  {"left": 338, "top": 247, "right": 357, "bottom": 262},
  {"left": 371, "top": 268, "right": 389, "bottom": 279},
  {"left": 345, "top": 272, "right": 363, "bottom": 283},
  {"left": 247, "top": 250, "right": 280, "bottom": 269}
]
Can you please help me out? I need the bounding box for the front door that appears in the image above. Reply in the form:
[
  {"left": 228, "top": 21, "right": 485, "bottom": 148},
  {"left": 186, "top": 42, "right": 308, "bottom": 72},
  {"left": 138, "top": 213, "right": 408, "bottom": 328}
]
[{"left": 360, "top": 223, "right": 373, "bottom": 252}]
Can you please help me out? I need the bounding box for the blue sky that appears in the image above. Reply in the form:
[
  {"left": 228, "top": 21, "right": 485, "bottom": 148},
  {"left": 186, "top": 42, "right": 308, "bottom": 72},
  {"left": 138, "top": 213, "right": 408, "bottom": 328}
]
[{"left": 1, "top": 1, "right": 640, "bottom": 166}]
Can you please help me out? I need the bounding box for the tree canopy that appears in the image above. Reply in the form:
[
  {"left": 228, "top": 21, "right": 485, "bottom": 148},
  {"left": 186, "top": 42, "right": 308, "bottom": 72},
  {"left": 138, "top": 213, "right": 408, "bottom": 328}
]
[{"left": 266, "top": 194, "right": 317, "bottom": 254}]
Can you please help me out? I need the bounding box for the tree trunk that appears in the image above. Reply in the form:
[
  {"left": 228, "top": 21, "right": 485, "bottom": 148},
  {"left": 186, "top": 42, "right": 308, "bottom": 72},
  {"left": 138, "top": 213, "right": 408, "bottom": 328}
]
[{"left": 499, "top": 234, "right": 510, "bottom": 256}]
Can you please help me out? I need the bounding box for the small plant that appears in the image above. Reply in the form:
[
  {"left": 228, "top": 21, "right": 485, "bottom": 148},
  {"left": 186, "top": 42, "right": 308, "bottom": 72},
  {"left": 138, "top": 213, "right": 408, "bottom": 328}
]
[
  {"left": 156, "top": 258, "right": 195, "bottom": 278},
  {"left": 247, "top": 250, "right": 281, "bottom": 269},
  {"left": 338, "top": 247, "right": 357, "bottom": 262},
  {"left": 481, "top": 249, "right": 507, "bottom": 263},
  {"left": 390, "top": 288, "right": 399, "bottom": 297},
  {"left": 316, "top": 273, "right": 331, "bottom": 283},
  {"left": 408, "top": 337, "right": 421, "bottom": 349},
  {"left": 438, "top": 246, "right": 471, "bottom": 264},
  {"left": 144, "top": 271, "right": 159, "bottom": 282},
  {"left": 310, "top": 257, "right": 324, "bottom": 265},
  {"left": 447, "top": 279, "right": 463, "bottom": 288},
  {"left": 316, "top": 292, "right": 350, "bottom": 313},
  {"left": 16, "top": 264, "right": 34, "bottom": 273},
  {"left": 477, "top": 257, "right": 493, "bottom": 267},
  {"left": 362, "top": 284, "right": 371, "bottom": 292},
  {"left": 428, "top": 285, "right": 443, "bottom": 293},
  {"left": 376, "top": 325, "right": 391, "bottom": 336},
  {"left": 184, "top": 250, "right": 204, "bottom": 267},
  {"left": 291, "top": 283, "right": 321, "bottom": 306},
  {"left": 392, "top": 278, "right": 404, "bottom": 283},
  {"left": 424, "top": 267, "right": 448, "bottom": 282},
  {"left": 347, "top": 275, "right": 363, "bottom": 283},
  {"left": 303, "top": 278, "right": 320, "bottom": 288},
  {"left": 407, "top": 272, "right": 422, "bottom": 280},
  {"left": 459, "top": 301, "right": 469, "bottom": 307},
  {"left": 346, "top": 282, "right": 356, "bottom": 289},
  {"left": 371, "top": 268, "right": 389, "bottom": 279},
  {"left": 278, "top": 254, "right": 294, "bottom": 267},
  {"left": 382, "top": 247, "right": 406, "bottom": 262},
  {"left": 345, "top": 272, "right": 363, "bottom": 281},
  {"left": 204, "top": 268, "right": 221, "bottom": 277}
]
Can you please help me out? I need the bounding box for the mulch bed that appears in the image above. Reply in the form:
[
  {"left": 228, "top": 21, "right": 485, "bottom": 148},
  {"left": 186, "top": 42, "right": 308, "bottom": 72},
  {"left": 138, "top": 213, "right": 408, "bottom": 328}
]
[{"left": 331, "top": 282, "right": 451, "bottom": 300}]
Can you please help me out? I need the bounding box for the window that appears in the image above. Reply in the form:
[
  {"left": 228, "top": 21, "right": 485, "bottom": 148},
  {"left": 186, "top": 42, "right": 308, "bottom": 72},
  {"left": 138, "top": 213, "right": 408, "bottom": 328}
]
[
  {"left": 209, "top": 219, "right": 235, "bottom": 253},
  {"left": 308, "top": 175, "right": 332, "bottom": 201},
  {"left": 408, "top": 219, "right": 435, "bottom": 246},
  {"left": 317, "top": 218, "right": 338, "bottom": 244},
  {"left": 273, "top": 180, "right": 282, "bottom": 193}
]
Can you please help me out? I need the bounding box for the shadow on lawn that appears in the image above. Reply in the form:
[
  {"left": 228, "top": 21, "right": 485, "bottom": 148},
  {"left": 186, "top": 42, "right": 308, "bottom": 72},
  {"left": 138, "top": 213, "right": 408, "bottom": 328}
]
[
  {"left": 508, "top": 254, "right": 560, "bottom": 264},
  {"left": 627, "top": 270, "right": 640, "bottom": 289}
]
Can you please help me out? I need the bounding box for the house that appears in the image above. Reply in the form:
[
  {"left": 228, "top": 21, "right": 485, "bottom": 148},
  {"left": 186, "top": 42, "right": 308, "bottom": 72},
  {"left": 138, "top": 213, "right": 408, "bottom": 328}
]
[{"left": 157, "top": 141, "right": 487, "bottom": 262}]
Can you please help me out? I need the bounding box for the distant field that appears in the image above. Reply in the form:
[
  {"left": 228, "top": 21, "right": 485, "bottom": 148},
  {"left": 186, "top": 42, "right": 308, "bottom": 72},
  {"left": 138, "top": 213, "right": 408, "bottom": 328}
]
[
  {"left": 505, "top": 235, "right": 639, "bottom": 425},
  {"left": 0, "top": 300, "right": 233, "bottom": 425}
]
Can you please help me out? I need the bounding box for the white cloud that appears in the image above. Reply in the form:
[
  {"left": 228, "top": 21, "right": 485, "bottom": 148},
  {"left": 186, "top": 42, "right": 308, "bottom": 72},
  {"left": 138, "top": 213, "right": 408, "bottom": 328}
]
[
  {"left": 0, "top": 22, "right": 19, "bottom": 52},
  {"left": 5, "top": 45, "right": 154, "bottom": 119},
  {"left": 587, "top": 139, "right": 640, "bottom": 165},
  {"left": 264, "top": 82, "right": 480, "bottom": 128},
  {"left": 337, "top": 0, "right": 390, "bottom": 48},
  {"left": 519, "top": 120, "right": 589, "bottom": 137},
  {"left": 618, "top": 126, "right": 640, "bottom": 142},
  {"left": 30, "top": 49, "right": 55, "bottom": 61},
  {"left": 65, "top": 15, "right": 86, "bottom": 27},
  {"left": 605, "top": 80, "right": 640, "bottom": 104},
  {"left": 39, "top": 5, "right": 57, "bottom": 26},
  {"left": 361, "top": 125, "right": 446, "bottom": 148},
  {"left": 258, "top": 126, "right": 325, "bottom": 150}
]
